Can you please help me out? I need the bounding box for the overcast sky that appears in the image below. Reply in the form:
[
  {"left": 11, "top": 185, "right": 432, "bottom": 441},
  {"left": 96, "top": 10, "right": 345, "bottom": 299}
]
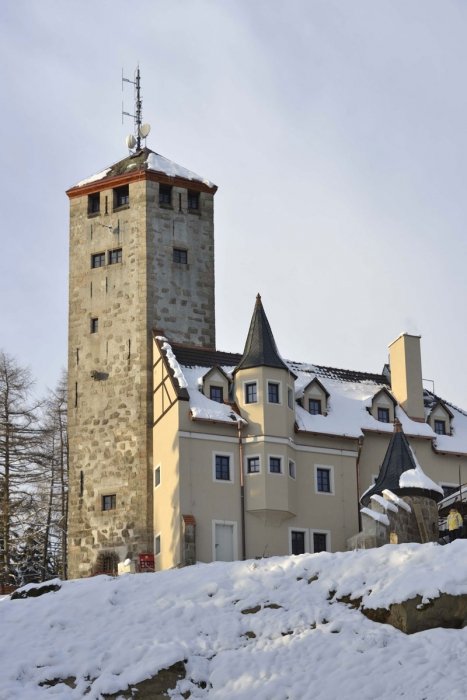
[{"left": 1, "top": 0, "right": 467, "bottom": 407}]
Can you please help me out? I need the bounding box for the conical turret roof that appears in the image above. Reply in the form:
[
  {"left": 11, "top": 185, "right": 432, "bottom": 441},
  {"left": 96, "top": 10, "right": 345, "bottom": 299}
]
[
  {"left": 361, "top": 419, "right": 443, "bottom": 506},
  {"left": 234, "top": 295, "right": 295, "bottom": 376}
]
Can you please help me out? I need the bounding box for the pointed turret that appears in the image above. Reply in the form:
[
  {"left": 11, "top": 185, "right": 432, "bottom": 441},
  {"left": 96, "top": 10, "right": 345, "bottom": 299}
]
[
  {"left": 234, "top": 294, "right": 292, "bottom": 375},
  {"left": 361, "top": 419, "right": 443, "bottom": 506}
]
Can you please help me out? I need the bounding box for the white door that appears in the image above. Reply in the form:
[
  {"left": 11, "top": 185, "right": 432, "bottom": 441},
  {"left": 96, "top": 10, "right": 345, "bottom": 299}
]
[{"left": 214, "top": 523, "right": 235, "bottom": 561}]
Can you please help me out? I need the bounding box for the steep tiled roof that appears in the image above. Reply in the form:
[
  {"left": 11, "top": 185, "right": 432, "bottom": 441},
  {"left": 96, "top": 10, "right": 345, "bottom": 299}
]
[{"left": 234, "top": 294, "right": 293, "bottom": 375}]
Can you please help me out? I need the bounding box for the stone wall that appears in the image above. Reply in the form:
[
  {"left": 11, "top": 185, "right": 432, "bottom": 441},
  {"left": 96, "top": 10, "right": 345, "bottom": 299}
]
[
  {"left": 348, "top": 493, "right": 439, "bottom": 550},
  {"left": 67, "top": 174, "right": 215, "bottom": 578}
]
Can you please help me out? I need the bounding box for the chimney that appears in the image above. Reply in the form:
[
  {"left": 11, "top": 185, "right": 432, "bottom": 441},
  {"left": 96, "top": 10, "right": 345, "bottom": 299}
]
[{"left": 388, "top": 333, "right": 425, "bottom": 422}]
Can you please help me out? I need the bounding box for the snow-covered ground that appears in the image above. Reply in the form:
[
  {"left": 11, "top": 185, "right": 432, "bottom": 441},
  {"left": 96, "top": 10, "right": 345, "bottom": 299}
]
[{"left": 2, "top": 543, "right": 467, "bottom": 699}]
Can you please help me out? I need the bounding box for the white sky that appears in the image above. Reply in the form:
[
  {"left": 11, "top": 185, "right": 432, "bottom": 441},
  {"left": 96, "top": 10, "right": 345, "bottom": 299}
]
[{"left": 1, "top": 0, "right": 467, "bottom": 407}]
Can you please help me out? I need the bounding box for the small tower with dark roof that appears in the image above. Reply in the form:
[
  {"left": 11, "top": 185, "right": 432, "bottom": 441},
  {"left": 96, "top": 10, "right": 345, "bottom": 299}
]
[
  {"left": 234, "top": 295, "right": 298, "bottom": 525},
  {"left": 352, "top": 419, "right": 442, "bottom": 548}
]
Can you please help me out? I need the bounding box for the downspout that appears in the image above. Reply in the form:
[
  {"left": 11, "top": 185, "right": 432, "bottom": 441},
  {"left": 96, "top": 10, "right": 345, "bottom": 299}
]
[
  {"left": 237, "top": 420, "right": 246, "bottom": 560},
  {"left": 356, "top": 436, "right": 364, "bottom": 532}
]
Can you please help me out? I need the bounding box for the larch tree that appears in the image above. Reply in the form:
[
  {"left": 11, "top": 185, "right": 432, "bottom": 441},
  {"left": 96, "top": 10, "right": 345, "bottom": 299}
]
[{"left": 0, "top": 350, "right": 42, "bottom": 586}]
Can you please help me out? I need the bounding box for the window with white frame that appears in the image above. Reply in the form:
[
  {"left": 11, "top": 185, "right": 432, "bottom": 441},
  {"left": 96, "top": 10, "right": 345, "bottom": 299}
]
[
  {"left": 269, "top": 456, "right": 282, "bottom": 474},
  {"left": 288, "top": 460, "right": 296, "bottom": 479},
  {"left": 245, "top": 382, "right": 258, "bottom": 404},
  {"left": 312, "top": 530, "right": 329, "bottom": 553},
  {"left": 267, "top": 381, "right": 280, "bottom": 404},
  {"left": 315, "top": 465, "right": 333, "bottom": 494},
  {"left": 214, "top": 454, "right": 233, "bottom": 482},
  {"left": 154, "top": 466, "right": 161, "bottom": 488},
  {"left": 290, "top": 528, "right": 308, "bottom": 555},
  {"left": 246, "top": 456, "right": 260, "bottom": 474}
]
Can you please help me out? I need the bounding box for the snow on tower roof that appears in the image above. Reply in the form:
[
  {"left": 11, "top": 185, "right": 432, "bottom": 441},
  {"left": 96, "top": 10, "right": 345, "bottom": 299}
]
[{"left": 69, "top": 147, "right": 216, "bottom": 191}]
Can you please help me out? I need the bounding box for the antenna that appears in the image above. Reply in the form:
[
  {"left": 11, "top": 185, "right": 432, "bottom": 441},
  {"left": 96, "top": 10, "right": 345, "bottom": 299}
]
[{"left": 122, "top": 65, "right": 151, "bottom": 152}]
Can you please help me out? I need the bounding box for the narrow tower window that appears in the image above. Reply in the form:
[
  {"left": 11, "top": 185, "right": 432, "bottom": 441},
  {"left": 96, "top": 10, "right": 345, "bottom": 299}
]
[
  {"left": 187, "top": 190, "right": 199, "bottom": 211},
  {"left": 88, "top": 193, "right": 100, "bottom": 215},
  {"left": 173, "top": 248, "right": 188, "bottom": 264},
  {"left": 159, "top": 184, "right": 172, "bottom": 206},
  {"left": 113, "top": 185, "right": 129, "bottom": 209},
  {"left": 108, "top": 248, "right": 122, "bottom": 264},
  {"left": 90, "top": 318, "right": 98, "bottom": 334}
]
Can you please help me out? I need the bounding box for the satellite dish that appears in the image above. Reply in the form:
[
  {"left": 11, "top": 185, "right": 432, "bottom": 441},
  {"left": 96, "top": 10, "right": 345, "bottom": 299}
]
[
  {"left": 126, "top": 134, "right": 136, "bottom": 149},
  {"left": 139, "top": 123, "right": 151, "bottom": 138}
]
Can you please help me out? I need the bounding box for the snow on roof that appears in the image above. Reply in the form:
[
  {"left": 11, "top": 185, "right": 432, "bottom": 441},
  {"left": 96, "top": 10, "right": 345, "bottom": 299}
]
[
  {"left": 165, "top": 342, "right": 467, "bottom": 451},
  {"left": 382, "top": 489, "right": 412, "bottom": 512},
  {"left": 74, "top": 149, "right": 214, "bottom": 189},
  {"left": 399, "top": 446, "right": 444, "bottom": 495},
  {"left": 370, "top": 494, "right": 399, "bottom": 513},
  {"left": 181, "top": 366, "right": 245, "bottom": 425},
  {"left": 146, "top": 152, "right": 214, "bottom": 187},
  {"left": 76, "top": 167, "right": 111, "bottom": 187},
  {"left": 161, "top": 341, "right": 188, "bottom": 389},
  {"left": 360, "top": 507, "right": 390, "bottom": 526}
]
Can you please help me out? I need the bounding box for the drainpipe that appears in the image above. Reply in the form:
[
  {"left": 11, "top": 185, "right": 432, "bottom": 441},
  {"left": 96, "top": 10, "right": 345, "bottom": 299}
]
[
  {"left": 238, "top": 420, "right": 246, "bottom": 560},
  {"left": 356, "top": 436, "right": 364, "bottom": 532}
]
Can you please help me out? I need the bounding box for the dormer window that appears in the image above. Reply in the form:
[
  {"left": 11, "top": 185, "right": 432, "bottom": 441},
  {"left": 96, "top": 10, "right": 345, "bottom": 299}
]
[
  {"left": 434, "top": 419, "right": 446, "bottom": 435},
  {"left": 309, "top": 398, "right": 322, "bottom": 415},
  {"left": 210, "top": 386, "right": 223, "bottom": 403},
  {"left": 377, "top": 407, "right": 390, "bottom": 423}
]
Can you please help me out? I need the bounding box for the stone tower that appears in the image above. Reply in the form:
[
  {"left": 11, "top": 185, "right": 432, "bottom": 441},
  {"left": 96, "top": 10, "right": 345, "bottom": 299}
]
[{"left": 67, "top": 146, "right": 217, "bottom": 578}]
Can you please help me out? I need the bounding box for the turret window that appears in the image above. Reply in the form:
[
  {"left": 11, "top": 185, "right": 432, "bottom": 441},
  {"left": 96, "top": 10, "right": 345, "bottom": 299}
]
[
  {"left": 434, "top": 420, "right": 446, "bottom": 435},
  {"left": 268, "top": 382, "right": 280, "bottom": 404},
  {"left": 247, "top": 456, "right": 260, "bottom": 474},
  {"left": 245, "top": 382, "right": 257, "bottom": 404},
  {"left": 269, "top": 456, "right": 282, "bottom": 474}
]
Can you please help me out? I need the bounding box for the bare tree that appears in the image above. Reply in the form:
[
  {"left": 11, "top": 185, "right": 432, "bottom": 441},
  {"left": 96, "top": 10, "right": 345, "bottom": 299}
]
[{"left": 0, "top": 351, "right": 42, "bottom": 586}]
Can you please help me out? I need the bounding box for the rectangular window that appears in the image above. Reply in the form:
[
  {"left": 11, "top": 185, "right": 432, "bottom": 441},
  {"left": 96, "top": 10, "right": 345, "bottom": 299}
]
[
  {"left": 434, "top": 419, "right": 446, "bottom": 435},
  {"left": 313, "top": 532, "right": 327, "bottom": 553},
  {"left": 90, "top": 317, "right": 98, "bottom": 334},
  {"left": 288, "top": 387, "right": 294, "bottom": 409},
  {"left": 173, "top": 248, "right": 188, "bottom": 264},
  {"left": 245, "top": 382, "right": 257, "bottom": 404},
  {"left": 268, "top": 382, "right": 280, "bottom": 404},
  {"left": 291, "top": 530, "right": 305, "bottom": 555},
  {"left": 377, "top": 407, "right": 390, "bottom": 423},
  {"left": 288, "top": 460, "right": 296, "bottom": 479},
  {"left": 210, "top": 385, "right": 223, "bottom": 403},
  {"left": 215, "top": 455, "right": 231, "bottom": 481},
  {"left": 102, "top": 494, "right": 116, "bottom": 511},
  {"left": 108, "top": 248, "right": 122, "bottom": 265},
  {"left": 316, "top": 467, "right": 331, "bottom": 493},
  {"left": 91, "top": 252, "right": 105, "bottom": 268},
  {"left": 247, "top": 456, "right": 260, "bottom": 474},
  {"left": 187, "top": 190, "right": 200, "bottom": 210},
  {"left": 114, "top": 184, "right": 129, "bottom": 208},
  {"left": 88, "top": 192, "right": 100, "bottom": 215},
  {"left": 154, "top": 466, "right": 161, "bottom": 488},
  {"left": 309, "top": 398, "right": 322, "bottom": 415},
  {"left": 155, "top": 534, "right": 161, "bottom": 556},
  {"left": 269, "top": 456, "right": 282, "bottom": 474},
  {"left": 159, "top": 184, "right": 172, "bottom": 206}
]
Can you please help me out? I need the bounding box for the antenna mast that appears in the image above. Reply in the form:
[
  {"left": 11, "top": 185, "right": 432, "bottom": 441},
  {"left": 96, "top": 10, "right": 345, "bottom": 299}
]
[{"left": 122, "top": 65, "right": 150, "bottom": 152}]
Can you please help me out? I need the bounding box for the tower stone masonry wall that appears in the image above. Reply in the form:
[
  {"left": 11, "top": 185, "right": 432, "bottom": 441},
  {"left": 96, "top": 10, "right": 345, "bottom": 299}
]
[{"left": 67, "top": 172, "right": 215, "bottom": 578}]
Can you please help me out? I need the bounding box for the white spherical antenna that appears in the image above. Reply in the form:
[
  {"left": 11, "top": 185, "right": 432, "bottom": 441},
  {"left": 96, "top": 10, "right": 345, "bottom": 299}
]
[
  {"left": 126, "top": 134, "right": 136, "bottom": 149},
  {"left": 139, "top": 123, "right": 151, "bottom": 138}
]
